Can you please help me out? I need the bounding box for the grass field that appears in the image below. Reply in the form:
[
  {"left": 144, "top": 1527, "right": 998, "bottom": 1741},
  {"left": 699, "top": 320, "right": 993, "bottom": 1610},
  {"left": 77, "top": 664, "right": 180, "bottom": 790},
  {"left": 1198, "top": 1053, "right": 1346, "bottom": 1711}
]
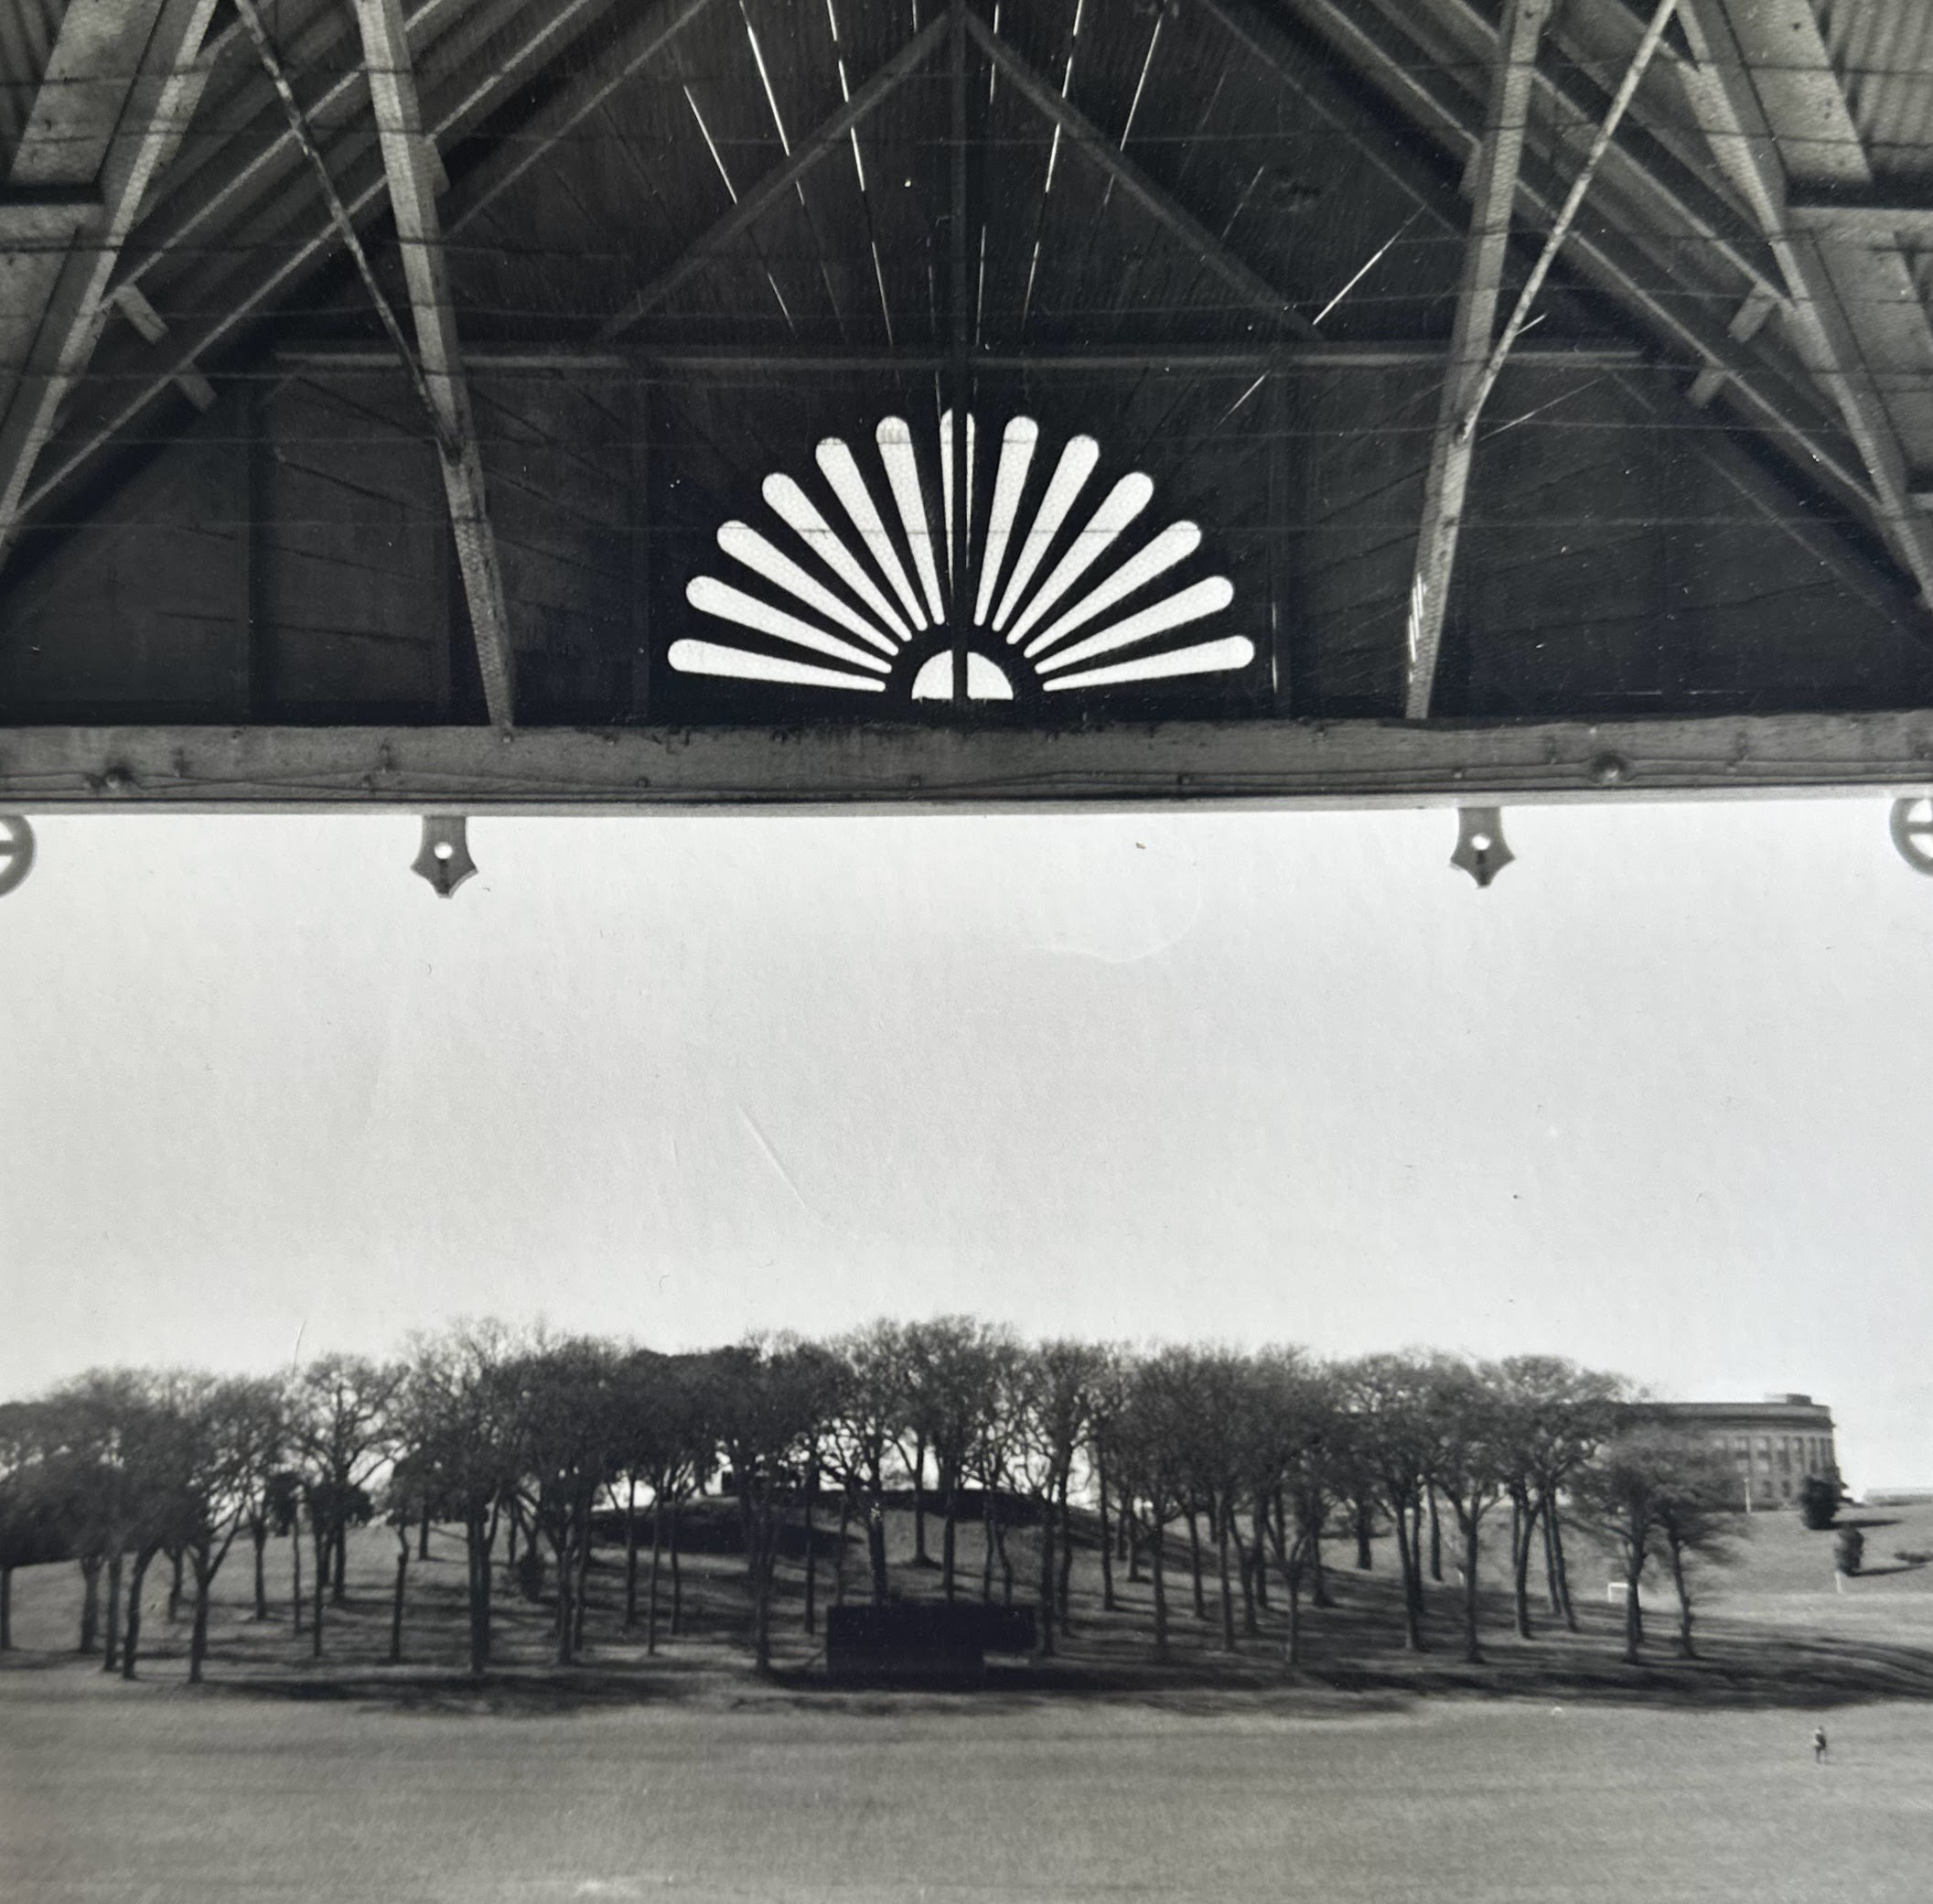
[{"left": 5, "top": 1501, "right": 1933, "bottom": 1900}]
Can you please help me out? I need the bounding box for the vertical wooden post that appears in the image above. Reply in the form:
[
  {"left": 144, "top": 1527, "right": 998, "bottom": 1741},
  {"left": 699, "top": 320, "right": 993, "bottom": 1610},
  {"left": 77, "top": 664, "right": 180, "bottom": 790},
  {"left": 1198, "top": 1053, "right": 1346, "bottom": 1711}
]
[
  {"left": 1266, "top": 360, "right": 1291, "bottom": 714},
  {"left": 629, "top": 374, "right": 653, "bottom": 720},
  {"left": 948, "top": 0, "right": 970, "bottom": 704},
  {"left": 236, "top": 373, "right": 273, "bottom": 720}
]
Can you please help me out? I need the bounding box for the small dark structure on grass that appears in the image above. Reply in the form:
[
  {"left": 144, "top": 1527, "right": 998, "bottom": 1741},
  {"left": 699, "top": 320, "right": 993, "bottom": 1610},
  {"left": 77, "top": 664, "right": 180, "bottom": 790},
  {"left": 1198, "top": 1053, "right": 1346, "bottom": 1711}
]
[{"left": 827, "top": 1603, "right": 1036, "bottom": 1686}]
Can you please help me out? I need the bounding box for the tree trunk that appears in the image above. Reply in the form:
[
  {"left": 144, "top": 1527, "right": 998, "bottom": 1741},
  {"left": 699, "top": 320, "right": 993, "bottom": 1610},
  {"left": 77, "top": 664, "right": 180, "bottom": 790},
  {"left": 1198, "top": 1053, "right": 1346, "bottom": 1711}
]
[
  {"left": 1150, "top": 1511, "right": 1168, "bottom": 1662},
  {"left": 331, "top": 1519, "right": 349, "bottom": 1607},
  {"left": 168, "top": 1546, "right": 184, "bottom": 1622},
  {"left": 1185, "top": 1509, "right": 1206, "bottom": 1619},
  {"left": 291, "top": 1524, "right": 303, "bottom": 1633},
  {"left": 79, "top": 1554, "right": 102, "bottom": 1654},
  {"left": 0, "top": 1567, "right": 9, "bottom": 1650},
  {"left": 1395, "top": 1501, "right": 1424, "bottom": 1652},
  {"left": 390, "top": 1541, "right": 407, "bottom": 1663},
  {"left": 865, "top": 1493, "right": 888, "bottom": 1606},
  {"left": 1285, "top": 1562, "right": 1302, "bottom": 1668},
  {"left": 311, "top": 1529, "right": 327, "bottom": 1659},
  {"left": 1666, "top": 1533, "right": 1695, "bottom": 1659},
  {"left": 803, "top": 1468, "right": 819, "bottom": 1636},
  {"left": 998, "top": 1515, "right": 1015, "bottom": 1605},
  {"left": 466, "top": 1509, "right": 491, "bottom": 1678},
  {"left": 1097, "top": 1458, "right": 1115, "bottom": 1612},
  {"left": 646, "top": 1495, "right": 663, "bottom": 1654},
  {"left": 418, "top": 1505, "right": 431, "bottom": 1562},
  {"left": 1055, "top": 1468, "right": 1074, "bottom": 1625},
  {"left": 751, "top": 1516, "right": 775, "bottom": 1676},
  {"left": 1354, "top": 1500, "right": 1374, "bottom": 1570},
  {"left": 624, "top": 1477, "right": 640, "bottom": 1629},
  {"left": 103, "top": 1552, "right": 122, "bottom": 1672},
  {"left": 1230, "top": 1516, "right": 1258, "bottom": 1637},
  {"left": 1427, "top": 1488, "right": 1443, "bottom": 1584},
  {"left": 941, "top": 1469, "right": 958, "bottom": 1601},
  {"left": 121, "top": 1550, "right": 155, "bottom": 1680},
  {"left": 1037, "top": 1494, "right": 1057, "bottom": 1657},
  {"left": 1622, "top": 1539, "right": 1644, "bottom": 1664},
  {"left": 912, "top": 1434, "right": 929, "bottom": 1565},
  {"left": 1510, "top": 1492, "right": 1536, "bottom": 1640},
  {"left": 1541, "top": 1490, "right": 1562, "bottom": 1611},
  {"left": 1252, "top": 1498, "right": 1271, "bottom": 1609},
  {"left": 670, "top": 1503, "right": 683, "bottom": 1635},
  {"left": 553, "top": 1530, "right": 575, "bottom": 1667},
  {"left": 1549, "top": 1498, "right": 1578, "bottom": 1631},
  {"left": 1217, "top": 1503, "right": 1236, "bottom": 1651},
  {"left": 574, "top": 1501, "right": 593, "bottom": 1654},
  {"left": 1459, "top": 1513, "right": 1482, "bottom": 1664},
  {"left": 252, "top": 1525, "right": 270, "bottom": 1620},
  {"left": 980, "top": 1490, "right": 995, "bottom": 1603},
  {"left": 832, "top": 1490, "right": 852, "bottom": 1607},
  {"left": 188, "top": 1558, "right": 213, "bottom": 1683},
  {"left": 1308, "top": 1499, "right": 1332, "bottom": 1609}
]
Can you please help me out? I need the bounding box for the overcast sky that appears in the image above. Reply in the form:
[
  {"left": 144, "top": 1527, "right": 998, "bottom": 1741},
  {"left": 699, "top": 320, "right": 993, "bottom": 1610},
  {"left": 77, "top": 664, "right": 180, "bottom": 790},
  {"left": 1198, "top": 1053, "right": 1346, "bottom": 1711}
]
[{"left": 1, "top": 799, "right": 1928, "bottom": 1487}]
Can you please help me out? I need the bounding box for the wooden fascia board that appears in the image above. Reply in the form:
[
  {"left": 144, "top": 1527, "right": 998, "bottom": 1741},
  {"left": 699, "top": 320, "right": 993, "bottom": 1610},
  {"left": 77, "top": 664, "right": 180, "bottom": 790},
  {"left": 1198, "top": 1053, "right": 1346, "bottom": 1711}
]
[{"left": 4, "top": 713, "right": 1931, "bottom": 812}]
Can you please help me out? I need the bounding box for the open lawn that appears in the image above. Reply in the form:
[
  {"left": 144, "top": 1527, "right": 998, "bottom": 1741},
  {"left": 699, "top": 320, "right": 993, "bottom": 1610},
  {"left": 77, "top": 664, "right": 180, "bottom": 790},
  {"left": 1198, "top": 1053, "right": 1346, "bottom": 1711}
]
[{"left": 5, "top": 1501, "right": 1933, "bottom": 1899}]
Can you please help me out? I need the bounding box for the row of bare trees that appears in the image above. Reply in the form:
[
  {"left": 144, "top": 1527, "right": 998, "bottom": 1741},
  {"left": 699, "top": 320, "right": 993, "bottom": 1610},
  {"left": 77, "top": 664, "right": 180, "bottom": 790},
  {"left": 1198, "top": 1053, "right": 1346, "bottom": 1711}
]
[{"left": 0, "top": 1322, "right": 1745, "bottom": 1682}]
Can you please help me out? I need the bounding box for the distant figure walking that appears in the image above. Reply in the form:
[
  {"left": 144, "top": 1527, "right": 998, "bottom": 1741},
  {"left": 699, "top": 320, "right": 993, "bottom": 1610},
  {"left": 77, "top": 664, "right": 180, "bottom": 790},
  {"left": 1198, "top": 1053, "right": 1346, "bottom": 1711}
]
[{"left": 1813, "top": 1727, "right": 1829, "bottom": 1763}]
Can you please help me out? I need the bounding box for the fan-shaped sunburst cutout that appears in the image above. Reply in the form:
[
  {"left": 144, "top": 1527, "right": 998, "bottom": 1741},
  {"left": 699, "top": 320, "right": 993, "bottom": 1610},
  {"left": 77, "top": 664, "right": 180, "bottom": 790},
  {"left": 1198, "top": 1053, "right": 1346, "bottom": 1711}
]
[{"left": 669, "top": 410, "right": 1255, "bottom": 703}]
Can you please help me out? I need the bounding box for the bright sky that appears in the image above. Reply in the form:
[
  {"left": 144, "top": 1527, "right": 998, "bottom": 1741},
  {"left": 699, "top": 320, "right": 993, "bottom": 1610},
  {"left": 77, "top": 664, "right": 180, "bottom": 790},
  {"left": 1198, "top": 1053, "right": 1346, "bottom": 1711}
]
[{"left": 0, "top": 800, "right": 1928, "bottom": 1490}]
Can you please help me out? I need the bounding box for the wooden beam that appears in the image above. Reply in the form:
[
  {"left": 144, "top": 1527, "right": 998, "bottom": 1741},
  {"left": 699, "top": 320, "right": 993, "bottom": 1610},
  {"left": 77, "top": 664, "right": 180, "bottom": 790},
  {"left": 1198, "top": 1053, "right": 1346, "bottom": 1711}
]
[
  {"left": 596, "top": 16, "right": 950, "bottom": 341},
  {"left": 0, "top": 0, "right": 225, "bottom": 560},
  {"left": 0, "top": 188, "right": 102, "bottom": 244},
  {"left": 108, "top": 0, "right": 516, "bottom": 301},
  {"left": 8, "top": 0, "right": 168, "bottom": 188},
  {"left": 1278, "top": 0, "right": 1877, "bottom": 522},
  {"left": 1677, "top": 0, "right": 1933, "bottom": 608},
  {"left": 21, "top": 0, "right": 717, "bottom": 525},
  {"left": 964, "top": 12, "right": 1320, "bottom": 341},
  {"left": 353, "top": 0, "right": 516, "bottom": 728},
  {"left": 4, "top": 713, "right": 1931, "bottom": 812},
  {"left": 274, "top": 341, "right": 1652, "bottom": 374},
  {"left": 1785, "top": 192, "right": 1933, "bottom": 242},
  {"left": 1402, "top": 0, "right": 1547, "bottom": 721},
  {"left": 1381, "top": 0, "right": 1784, "bottom": 311}
]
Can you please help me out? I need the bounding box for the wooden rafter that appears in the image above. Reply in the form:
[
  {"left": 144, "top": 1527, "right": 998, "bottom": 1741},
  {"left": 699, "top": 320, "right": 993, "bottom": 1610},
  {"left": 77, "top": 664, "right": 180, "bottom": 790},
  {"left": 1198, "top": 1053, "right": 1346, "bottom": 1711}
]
[
  {"left": 966, "top": 11, "right": 1319, "bottom": 342},
  {"left": 18, "top": 0, "right": 718, "bottom": 530},
  {"left": 1677, "top": 0, "right": 1933, "bottom": 609},
  {"left": 1278, "top": 0, "right": 1877, "bottom": 522},
  {"left": 0, "top": 0, "right": 224, "bottom": 560},
  {"left": 1401, "top": 0, "right": 1545, "bottom": 720},
  {"left": 352, "top": 0, "right": 515, "bottom": 728},
  {"left": 597, "top": 16, "right": 950, "bottom": 342}
]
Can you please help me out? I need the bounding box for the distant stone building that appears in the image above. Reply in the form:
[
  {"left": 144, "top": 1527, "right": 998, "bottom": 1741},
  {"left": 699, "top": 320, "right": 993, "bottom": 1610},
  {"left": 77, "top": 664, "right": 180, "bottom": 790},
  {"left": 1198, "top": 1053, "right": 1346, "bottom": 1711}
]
[{"left": 1650, "top": 1394, "right": 1838, "bottom": 1511}]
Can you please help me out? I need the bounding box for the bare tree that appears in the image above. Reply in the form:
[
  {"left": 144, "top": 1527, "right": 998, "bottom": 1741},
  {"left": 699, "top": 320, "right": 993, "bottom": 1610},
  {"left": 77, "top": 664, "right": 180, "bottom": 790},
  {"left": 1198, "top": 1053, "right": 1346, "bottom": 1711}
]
[
  {"left": 823, "top": 1323, "right": 909, "bottom": 1607},
  {"left": 402, "top": 1322, "right": 526, "bottom": 1678},
  {"left": 1337, "top": 1355, "right": 1440, "bottom": 1651},
  {"left": 291, "top": 1354, "right": 403, "bottom": 1655},
  {"left": 177, "top": 1375, "right": 285, "bottom": 1682},
  {"left": 1491, "top": 1357, "right": 1626, "bottom": 1638},
  {"left": 709, "top": 1339, "right": 835, "bottom": 1674}
]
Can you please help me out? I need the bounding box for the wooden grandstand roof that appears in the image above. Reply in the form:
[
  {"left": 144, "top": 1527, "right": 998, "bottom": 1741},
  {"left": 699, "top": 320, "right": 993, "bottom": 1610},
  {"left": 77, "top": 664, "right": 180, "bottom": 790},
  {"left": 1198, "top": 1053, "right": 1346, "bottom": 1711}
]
[{"left": 4, "top": 0, "right": 1933, "bottom": 809}]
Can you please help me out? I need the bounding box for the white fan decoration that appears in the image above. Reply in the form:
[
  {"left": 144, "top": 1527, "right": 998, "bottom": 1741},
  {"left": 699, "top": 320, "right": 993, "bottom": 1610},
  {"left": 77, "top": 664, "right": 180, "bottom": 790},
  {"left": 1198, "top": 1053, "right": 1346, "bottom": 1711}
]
[{"left": 670, "top": 411, "right": 1255, "bottom": 702}]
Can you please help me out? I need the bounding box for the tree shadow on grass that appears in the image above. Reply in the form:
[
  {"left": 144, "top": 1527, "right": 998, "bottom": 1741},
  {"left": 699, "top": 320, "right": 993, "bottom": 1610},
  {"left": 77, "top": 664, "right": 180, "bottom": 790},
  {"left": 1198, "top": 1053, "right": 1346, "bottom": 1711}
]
[{"left": 209, "top": 1652, "right": 737, "bottom": 1718}]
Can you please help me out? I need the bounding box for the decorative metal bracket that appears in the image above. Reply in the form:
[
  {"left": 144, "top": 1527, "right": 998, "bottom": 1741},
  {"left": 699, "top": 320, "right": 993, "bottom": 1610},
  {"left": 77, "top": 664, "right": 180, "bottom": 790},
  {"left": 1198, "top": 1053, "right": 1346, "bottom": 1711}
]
[
  {"left": 1451, "top": 806, "right": 1513, "bottom": 887},
  {"left": 1891, "top": 797, "right": 1933, "bottom": 876},
  {"left": 0, "top": 816, "right": 35, "bottom": 897},
  {"left": 411, "top": 815, "right": 476, "bottom": 897}
]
